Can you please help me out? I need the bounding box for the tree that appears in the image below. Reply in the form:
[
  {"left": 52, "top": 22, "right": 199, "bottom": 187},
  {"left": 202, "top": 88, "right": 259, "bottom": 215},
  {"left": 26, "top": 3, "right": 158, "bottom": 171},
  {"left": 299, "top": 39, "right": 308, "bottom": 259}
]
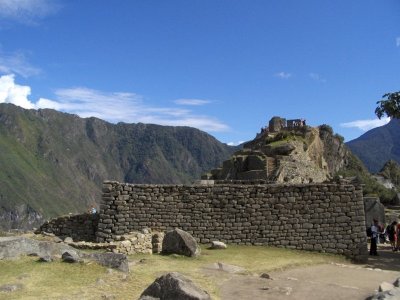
[{"left": 375, "top": 91, "right": 400, "bottom": 119}]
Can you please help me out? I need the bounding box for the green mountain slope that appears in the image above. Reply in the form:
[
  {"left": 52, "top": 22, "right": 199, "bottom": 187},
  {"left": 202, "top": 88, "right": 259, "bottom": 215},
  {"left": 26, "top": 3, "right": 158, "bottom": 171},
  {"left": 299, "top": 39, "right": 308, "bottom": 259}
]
[
  {"left": 346, "top": 118, "right": 400, "bottom": 173},
  {"left": 0, "top": 103, "right": 236, "bottom": 229}
]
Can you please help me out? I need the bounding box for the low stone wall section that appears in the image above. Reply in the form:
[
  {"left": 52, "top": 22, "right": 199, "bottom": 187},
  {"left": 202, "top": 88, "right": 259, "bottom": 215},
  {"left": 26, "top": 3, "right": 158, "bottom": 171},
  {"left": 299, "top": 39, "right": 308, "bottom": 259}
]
[
  {"left": 39, "top": 213, "right": 99, "bottom": 242},
  {"left": 97, "top": 181, "right": 368, "bottom": 261}
]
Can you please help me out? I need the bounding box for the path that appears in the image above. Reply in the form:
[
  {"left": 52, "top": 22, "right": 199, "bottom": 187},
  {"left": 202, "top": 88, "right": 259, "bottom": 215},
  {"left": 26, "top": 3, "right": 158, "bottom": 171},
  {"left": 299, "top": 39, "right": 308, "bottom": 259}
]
[{"left": 219, "top": 245, "right": 400, "bottom": 300}]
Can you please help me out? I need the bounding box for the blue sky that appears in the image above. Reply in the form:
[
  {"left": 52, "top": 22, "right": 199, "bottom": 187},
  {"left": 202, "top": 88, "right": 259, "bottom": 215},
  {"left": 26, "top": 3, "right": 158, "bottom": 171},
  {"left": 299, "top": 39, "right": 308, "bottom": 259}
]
[{"left": 0, "top": 0, "right": 399, "bottom": 145}]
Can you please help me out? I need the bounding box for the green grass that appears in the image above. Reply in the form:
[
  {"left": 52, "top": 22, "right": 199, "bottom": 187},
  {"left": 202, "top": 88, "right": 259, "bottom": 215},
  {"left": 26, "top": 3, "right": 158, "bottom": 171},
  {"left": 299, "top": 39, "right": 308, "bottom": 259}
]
[{"left": 0, "top": 245, "right": 345, "bottom": 300}]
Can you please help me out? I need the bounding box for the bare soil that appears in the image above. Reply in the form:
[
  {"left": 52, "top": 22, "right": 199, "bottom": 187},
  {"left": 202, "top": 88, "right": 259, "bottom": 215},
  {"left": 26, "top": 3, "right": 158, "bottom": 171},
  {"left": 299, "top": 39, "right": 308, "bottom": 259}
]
[{"left": 219, "top": 244, "right": 400, "bottom": 300}]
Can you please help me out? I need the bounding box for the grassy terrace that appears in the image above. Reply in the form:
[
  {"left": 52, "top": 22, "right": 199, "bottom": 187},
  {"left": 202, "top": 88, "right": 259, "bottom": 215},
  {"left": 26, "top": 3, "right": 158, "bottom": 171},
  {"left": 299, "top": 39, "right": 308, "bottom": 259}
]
[{"left": 0, "top": 245, "right": 345, "bottom": 300}]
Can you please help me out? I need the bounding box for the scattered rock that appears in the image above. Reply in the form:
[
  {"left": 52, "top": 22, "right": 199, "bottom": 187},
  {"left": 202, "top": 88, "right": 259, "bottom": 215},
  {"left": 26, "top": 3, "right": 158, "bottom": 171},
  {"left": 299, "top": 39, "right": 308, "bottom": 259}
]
[
  {"left": 368, "top": 278, "right": 400, "bottom": 299},
  {"left": 260, "top": 273, "right": 271, "bottom": 279},
  {"left": 38, "top": 255, "right": 53, "bottom": 262},
  {"left": 162, "top": 228, "right": 200, "bottom": 257},
  {"left": 82, "top": 252, "right": 129, "bottom": 273},
  {"left": 379, "top": 282, "right": 395, "bottom": 293},
  {"left": 61, "top": 251, "right": 81, "bottom": 263},
  {"left": 209, "top": 241, "right": 227, "bottom": 249},
  {"left": 64, "top": 237, "right": 73, "bottom": 243},
  {"left": 393, "top": 278, "right": 400, "bottom": 288},
  {"left": 96, "top": 279, "right": 106, "bottom": 285},
  {"left": 139, "top": 272, "right": 211, "bottom": 300},
  {"left": 0, "top": 284, "right": 23, "bottom": 293}
]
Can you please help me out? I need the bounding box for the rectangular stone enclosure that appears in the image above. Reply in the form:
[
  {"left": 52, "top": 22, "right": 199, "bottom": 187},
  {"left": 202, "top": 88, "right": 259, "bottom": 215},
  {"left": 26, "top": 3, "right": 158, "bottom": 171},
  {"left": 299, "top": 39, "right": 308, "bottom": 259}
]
[{"left": 97, "top": 181, "right": 368, "bottom": 261}]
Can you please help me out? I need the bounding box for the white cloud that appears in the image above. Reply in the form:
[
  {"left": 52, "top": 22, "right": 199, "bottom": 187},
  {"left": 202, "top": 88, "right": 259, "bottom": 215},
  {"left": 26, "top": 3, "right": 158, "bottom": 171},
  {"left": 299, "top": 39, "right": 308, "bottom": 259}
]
[
  {"left": 0, "top": 74, "right": 230, "bottom": 133},
  {"left": 340, "top": 117, "right": 390, "bottom": 131},
  {"left": 174, "top": 98, "right": 211, "bottom": 106},
  {"left": 309, "top": 73, "right": 327, "bottom": 83},
  {"left": 396, "top": 37, "right": 400, "bottom": 47},
  {"left": 275, "top": 72, "right": 292, "bottom": 79},
  {"left": 0, "top": 0, "right": 60, "bottom": 23},
  {"left": 0, "top": 74, "right": 35, "bottom": 108},
  {"left": 0, "top": 50, "right": 41, "bottom": 77},
  {"left": 227, "top": 141, "right": 244, "bottom": 146}
]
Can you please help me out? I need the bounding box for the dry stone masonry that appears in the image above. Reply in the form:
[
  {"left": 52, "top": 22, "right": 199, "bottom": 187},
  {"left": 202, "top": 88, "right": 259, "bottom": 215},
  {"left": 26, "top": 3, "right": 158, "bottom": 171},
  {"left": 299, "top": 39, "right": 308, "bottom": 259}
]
[
  {"left": 39, "top": 213, "right": 99, "bottom": 242},
  {"left": 97, "top": 181, "right": 368, "bottom": 261}
]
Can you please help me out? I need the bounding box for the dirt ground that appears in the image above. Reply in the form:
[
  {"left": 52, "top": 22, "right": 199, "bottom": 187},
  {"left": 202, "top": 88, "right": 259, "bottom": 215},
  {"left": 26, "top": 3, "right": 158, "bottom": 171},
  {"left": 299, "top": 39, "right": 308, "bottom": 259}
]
[{"left": 218, "top": 244, "right": 400, "bottom": 300}]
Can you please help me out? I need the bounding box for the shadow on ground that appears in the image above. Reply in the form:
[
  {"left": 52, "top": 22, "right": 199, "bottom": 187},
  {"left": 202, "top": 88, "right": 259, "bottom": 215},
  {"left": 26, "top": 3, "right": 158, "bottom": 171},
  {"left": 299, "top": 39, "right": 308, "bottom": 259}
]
[{"left": 364, "top": 244, "right": 400, "bottom": 272}]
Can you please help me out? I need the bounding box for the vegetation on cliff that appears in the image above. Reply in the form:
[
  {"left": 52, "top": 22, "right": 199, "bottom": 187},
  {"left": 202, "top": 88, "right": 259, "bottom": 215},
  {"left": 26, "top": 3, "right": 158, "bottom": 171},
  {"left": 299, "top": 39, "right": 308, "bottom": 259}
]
[{"left": 0, "top": 103, "right": 236, "bottom": 228}]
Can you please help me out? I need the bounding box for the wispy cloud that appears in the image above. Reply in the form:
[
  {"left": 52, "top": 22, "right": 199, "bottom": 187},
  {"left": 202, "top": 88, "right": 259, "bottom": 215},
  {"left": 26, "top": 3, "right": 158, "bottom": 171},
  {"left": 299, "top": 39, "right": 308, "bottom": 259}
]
[
  {"left": 340, "top": 117, "right": 390, "bottom": 131},
  {"left": 227, "top": 141, "right": 244, "bottom": 146},
  {"left": 0, "top": 74, "right": 230, "bottom": 133},
  {"left": 396, "top": 37, "right": 400, "bottom": 47},
  {"left": 274, "top": 72, "right": 292, "bottom": 79},
  {"left": 0, "top": 50, "right": 41, "bottom": 77},
  {"left": 0, "top": 0, "right": 60, "bottom": 24},
  {"left": 309, "top": 73, "right": 327, "bottom": 83},
  {"left": 174, "top": 98, "right": 211, "bottom": 106}
]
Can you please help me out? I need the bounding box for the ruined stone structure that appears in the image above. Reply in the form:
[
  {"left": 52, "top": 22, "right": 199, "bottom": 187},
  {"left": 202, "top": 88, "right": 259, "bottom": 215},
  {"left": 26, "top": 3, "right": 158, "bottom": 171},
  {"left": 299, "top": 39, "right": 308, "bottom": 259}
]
[
  {"left": 96, "top": 181, "right": 368, "bottom": 261},
  {"left": 287, "top": 118, "right": 306, "bottom": 129},
  {"left": 269, "top": 116, "right": 287, "bottom": 132},
  {"left": 39, "top": 213, "right": 99, "bottom": 242}
]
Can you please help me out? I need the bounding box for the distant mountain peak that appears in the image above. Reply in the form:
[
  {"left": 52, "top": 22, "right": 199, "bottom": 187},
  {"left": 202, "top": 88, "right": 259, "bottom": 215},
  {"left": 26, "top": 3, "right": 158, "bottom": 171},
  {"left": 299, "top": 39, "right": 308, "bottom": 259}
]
[{"left": 346, "top": 118, "right": 400, "bottom": 173}]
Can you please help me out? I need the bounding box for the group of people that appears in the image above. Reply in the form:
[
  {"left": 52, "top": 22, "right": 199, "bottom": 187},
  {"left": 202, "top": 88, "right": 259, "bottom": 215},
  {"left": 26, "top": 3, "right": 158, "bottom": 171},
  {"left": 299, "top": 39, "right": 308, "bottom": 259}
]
[{"left": 369, "top": 218, "right": 400, "bottom": 256}]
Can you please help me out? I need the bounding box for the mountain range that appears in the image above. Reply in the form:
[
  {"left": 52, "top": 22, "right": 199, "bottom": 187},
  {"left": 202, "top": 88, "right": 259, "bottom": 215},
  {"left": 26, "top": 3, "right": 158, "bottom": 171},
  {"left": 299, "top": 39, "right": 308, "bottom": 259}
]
[
  {"left": 0, "top": 103, "right": 236, "bottom": 229},
  {"left": 346, "top": 118, "right": 400, "bottom": 173}
]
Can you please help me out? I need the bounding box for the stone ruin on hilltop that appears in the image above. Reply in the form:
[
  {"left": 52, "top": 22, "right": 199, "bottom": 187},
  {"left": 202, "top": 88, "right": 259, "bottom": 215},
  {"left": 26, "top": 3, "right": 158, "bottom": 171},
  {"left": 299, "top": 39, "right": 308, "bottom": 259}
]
[{"left": 203, "top": 116, "right": 348, "bottom": 184}]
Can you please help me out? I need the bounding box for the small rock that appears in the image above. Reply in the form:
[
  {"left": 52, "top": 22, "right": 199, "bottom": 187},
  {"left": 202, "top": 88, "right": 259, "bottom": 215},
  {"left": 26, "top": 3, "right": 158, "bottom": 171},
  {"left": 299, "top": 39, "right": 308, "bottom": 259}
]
[
  {"left": 42, "top": 232, "right": 55, "bottom": 237},
  {"left": 142, "top": 228, "right": 151, "bottom": 234},
  {"left": 96, "top": 279, "right": 106, "bottom": 285},
  {"left": 210, "top": 241, "right": 227, "bottom": 249},
  {"left": 38, "top": 255, "right": 53, "bottom": 262},
  {"left": 61, "top": 251, "right": 81, "bottom": 263},
  {"left": 64, "top": 237, "right": 73, "bottom": 243},
  {"left": 379, "top": 282, "right": 395, "bottom": 292},
  {"left": 393, "top": 278, "right": 400, "bottom": 287},
  {"left": 0, "top": 284, "right": 23, "bottom": 292},
  {"left": 260, "top": 273, "right": 271, "bottom": 279}
]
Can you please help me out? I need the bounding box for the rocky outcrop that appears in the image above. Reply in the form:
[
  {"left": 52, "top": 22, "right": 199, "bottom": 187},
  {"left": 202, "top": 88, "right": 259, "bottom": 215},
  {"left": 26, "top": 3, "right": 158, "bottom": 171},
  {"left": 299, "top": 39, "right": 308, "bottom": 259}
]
[
  {"left": 0, "top": 205, "right": 43, "bottom": 231},
  {"left": 162, "top": 228, "right": 200, "bottom": 257},
  {"left": 367, "top": 277, "right": 400, "bottom": 300},
  {"left": 205, "top": 120, "right": 349, "bottom": 184},
  {"left": 0, "top": 236, "right": 74, "bottom": 259},
  {"left": 139, "top": 272, "right": 211, "bottom": 300}
]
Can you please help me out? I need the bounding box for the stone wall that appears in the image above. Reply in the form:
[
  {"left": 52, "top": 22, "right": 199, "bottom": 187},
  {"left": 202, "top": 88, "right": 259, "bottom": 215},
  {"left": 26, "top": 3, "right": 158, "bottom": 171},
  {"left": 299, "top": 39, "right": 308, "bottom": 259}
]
[
  {"left": 39, "top": 213, "right": 99, "bottom": 242},
  {"left": 97, "top": 181, "right": 368, "bottom": 261}
]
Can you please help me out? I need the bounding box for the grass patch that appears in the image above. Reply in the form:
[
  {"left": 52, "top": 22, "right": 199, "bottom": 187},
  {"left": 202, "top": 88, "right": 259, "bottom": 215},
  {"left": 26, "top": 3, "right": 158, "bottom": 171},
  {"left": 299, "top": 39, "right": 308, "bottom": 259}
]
[{"left": 0, "top": 245, "right": 345, "bottom": 300}]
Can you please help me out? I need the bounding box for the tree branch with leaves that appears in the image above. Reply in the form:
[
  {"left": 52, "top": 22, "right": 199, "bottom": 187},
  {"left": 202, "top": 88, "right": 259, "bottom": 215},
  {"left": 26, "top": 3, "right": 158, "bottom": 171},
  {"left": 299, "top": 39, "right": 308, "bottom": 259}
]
[{"left": 375, "top": 91, "right": 400, "bottom": 119}]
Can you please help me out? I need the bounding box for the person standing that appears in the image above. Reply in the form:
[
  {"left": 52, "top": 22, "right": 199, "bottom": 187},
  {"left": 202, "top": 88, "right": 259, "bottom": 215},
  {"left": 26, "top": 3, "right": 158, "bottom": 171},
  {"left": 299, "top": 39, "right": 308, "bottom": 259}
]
[
  {"left": 387, "top": 221, "right": 397, "bottom": 251},
  {"left": 396, "top": 219, "right": 400, "bottom": 251},
  {"left": 370, "top": 219, "right": 380, "bottom": 256}
]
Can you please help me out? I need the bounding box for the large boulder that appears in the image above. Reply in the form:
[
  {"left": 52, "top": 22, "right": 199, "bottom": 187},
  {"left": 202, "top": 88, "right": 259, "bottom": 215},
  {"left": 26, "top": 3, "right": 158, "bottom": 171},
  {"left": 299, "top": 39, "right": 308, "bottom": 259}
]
[
  {"left": 0, "top": 236, "right": 74, "bottom": 260},
  {"left": 139, "top": 272, "right": 211, "bottom": 300},
  {"left": 162, "top": 228, "right": 200, "bottom": 257}
]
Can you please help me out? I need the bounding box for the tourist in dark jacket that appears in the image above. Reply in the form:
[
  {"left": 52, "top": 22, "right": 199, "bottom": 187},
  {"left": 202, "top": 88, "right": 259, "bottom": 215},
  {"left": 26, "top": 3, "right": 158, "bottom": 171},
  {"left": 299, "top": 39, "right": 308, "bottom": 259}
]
[
  {"left": 369, "top": 219, "right": 380, "bottom": 256},
  {"left": 387, "top": 221, "right": 397, "bottom": 251}
]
